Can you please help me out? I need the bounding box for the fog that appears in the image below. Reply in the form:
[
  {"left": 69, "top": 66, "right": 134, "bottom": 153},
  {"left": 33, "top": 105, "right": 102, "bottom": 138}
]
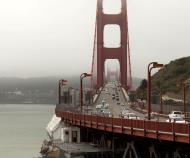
[{"left": 0, "top": 0, "right": 189, "bottom": 78}]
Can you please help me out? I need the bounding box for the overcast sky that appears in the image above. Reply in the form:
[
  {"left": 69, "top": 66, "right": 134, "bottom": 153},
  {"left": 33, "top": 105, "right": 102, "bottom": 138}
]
[{"left": 0, "top": 0, "right": 189, "bottom": 78}]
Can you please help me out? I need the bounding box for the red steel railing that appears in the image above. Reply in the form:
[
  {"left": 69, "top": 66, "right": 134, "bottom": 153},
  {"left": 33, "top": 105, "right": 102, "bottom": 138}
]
[{"left": 56, "top": 110, "right": 190, "bottom": 144}]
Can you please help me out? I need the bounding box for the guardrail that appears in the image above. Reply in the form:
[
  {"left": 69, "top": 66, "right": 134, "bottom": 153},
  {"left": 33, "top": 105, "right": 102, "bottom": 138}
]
[
  {"left": 121, "top": 87, "right": 129, "bottom": 102},
  {"left": 56, "top": 110, "right": 190, "bottom": 144}
]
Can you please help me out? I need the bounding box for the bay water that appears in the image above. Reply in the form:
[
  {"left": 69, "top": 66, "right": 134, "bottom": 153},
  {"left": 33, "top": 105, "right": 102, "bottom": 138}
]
[{"left": 0, "top": 104, "right": 55, "bottom": 158}]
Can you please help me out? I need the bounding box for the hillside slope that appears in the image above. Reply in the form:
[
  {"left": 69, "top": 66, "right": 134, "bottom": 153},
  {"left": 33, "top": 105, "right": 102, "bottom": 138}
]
[{"left": 152, "top": 56, "right": 190, "bottom": 97}]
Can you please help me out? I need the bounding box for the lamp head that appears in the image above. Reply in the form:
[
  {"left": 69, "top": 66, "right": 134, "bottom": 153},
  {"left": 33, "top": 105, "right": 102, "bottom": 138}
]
[
  {"left": 59, "top": 79, "right": 67, "bottom": 86},
  {"left": 81, "top": 73, "right": 92, "bottom": 78},
  {"left": 86, "top": 73, "right": 92, "bottom": 77},
  {"left": 152, "top": 62, "right": 158, "bottom": 65},
  {"left": 153, "top": 63, "right": 164, "bottom": 68}
]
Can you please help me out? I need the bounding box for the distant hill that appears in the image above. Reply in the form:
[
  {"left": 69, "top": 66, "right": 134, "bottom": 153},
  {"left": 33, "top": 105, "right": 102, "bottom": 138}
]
[
  {"left": 152, "top": 56, "right": 190, "bottom": 98},
  {"left": 0, "top": 76, "right": 81, "bottom": 104},
  {"left": 0, "top": 76, "right": 80, "bottom": 93},
  {"left": 0, "top": 76, "right": 141, "bottom": 104},
  {"left": 0, "top": 76, "right": 141, "bottom": 92}
]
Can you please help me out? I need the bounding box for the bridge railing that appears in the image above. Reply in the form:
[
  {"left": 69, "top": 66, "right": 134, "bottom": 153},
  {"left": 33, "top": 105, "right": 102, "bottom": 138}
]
[
  {"left": 157, "top": 122, "right": 172, "bottom": 133},
  {"left": 56, "top": 110, "right": 190, "bottom": 144},
  {"left": 174, "top": 123, "right": 189, "bottom": 134},
  {"left": 131, "top": 120, "right": 144, "bottom": 129},
  {"left": 145, "top": 121, "right": 157, "bottom": 131},
  {"left": 59, "top": 111, "right": 189, "bottom": 135}
]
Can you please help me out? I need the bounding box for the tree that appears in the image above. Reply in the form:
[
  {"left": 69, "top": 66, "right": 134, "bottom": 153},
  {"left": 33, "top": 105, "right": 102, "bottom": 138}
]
[
  {"left": 136, "top": 79, "right": 147, "bottom": 100},
  {"left": 139, "top": 79, "right": 147, "bottom": 90}
]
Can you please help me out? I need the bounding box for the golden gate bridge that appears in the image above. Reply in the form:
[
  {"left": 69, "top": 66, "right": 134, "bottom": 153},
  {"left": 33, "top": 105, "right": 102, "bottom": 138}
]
[{"left": 52, "top": 0, "right": 190, "bottom": 157}]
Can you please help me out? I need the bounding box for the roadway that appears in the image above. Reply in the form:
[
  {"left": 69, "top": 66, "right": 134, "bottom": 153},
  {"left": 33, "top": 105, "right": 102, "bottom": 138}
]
[
  {"left": 91, "top": 82, "right": 145, "bottom": 119},
  {"left": 89, "top": 81, "right": 167, "bottom": 122}
]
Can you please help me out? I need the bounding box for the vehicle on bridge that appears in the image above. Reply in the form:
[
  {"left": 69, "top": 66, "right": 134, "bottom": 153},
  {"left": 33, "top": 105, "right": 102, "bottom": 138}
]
[
  {"left": 166, "top": 118, "right": 188, "bottom": 124},
  {"left": 101, "top": 109, "right": 112, "bottom": 117},
  {"left": 96, "top": 104, "right": 103, "bottom": 109},
  {"left": 124, "top": 113, "right": 140, "bottom": 120},
  {"left": 121, "top": 103, "right": 125, "bottom": 106},
  {"left": 168, "top": 111, "right": 185, "bottom": 120},
  {"left": 103, "top": 103, "right": 109, "bottom": 109},
  {"left": 120, "top": 108, "right": 130, "bottom": 118}
]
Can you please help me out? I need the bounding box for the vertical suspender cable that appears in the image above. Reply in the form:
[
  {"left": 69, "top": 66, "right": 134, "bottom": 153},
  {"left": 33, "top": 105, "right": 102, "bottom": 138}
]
[
  {"left": 126, "top": 0, "right": 132, "bottom": 89},
  {"left": 90, "top": 1, "right": 98, "bottom": 90}
]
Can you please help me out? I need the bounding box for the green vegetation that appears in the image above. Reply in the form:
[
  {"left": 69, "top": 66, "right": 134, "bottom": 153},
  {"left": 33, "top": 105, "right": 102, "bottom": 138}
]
[
  {"left": 135, "top": 56, "right": 190, "bottom": 102},
  {"left": 136, "top": 79, "right": 147, "bottom": 100},
  {"left": 152, "top": 56, "right": 190, "bottom": 96}
]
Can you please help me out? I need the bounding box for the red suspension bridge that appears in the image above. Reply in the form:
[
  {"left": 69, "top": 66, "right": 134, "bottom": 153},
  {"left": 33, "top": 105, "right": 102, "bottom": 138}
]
[{"left": 55, "top": 0, "right": 190, "bottom": 157}]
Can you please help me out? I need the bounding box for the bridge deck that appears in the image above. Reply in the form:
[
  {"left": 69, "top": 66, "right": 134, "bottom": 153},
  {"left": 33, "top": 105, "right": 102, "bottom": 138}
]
[
  {"left": 56, "top": 82, "right": 190, "bottom": 144},
  {"left": 56, "top": 110, "right": 190, "bottom": 144}
]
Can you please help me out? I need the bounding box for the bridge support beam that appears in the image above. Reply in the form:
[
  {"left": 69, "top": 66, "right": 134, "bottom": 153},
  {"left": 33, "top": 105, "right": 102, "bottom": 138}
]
[
  {"left": 165, "top": 152, "right": 169, "bottom": 158},
  {"left": 122, "top": 142, "right": 141, "bottom": 158},
  {"left": 149, "top": 145, "right": 159, "bottom": 158},
  {"left": 173, "top": 150, "right": 182, "bottom": 158}
]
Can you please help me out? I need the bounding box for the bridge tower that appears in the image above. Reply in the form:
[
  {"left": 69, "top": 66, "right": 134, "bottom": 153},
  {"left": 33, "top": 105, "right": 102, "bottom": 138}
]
[{"left": 91, "top": 0, "right": 131, "bottom": 90}]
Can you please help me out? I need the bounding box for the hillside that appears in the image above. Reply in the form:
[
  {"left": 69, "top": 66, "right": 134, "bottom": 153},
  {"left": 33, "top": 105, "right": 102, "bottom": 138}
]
[{"left": 152, "top": 56, "right": 190, "bottom": 98}]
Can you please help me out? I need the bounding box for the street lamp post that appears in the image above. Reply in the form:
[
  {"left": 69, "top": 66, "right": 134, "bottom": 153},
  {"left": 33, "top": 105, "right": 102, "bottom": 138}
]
[
  {"left": 58, "top": 79, "right": 67, "bottom": 104},
  {"left": 182, "top": 83, "right": 190, "bottom": 114},
  {"left": 183, "top": 84, "right": 186, "bottom": 113},
  {"left": 160, "top": 87, "right": 163, "bottom": 114},
  {"left": 147, "top": 62, "right": 163, "bottom": 120},
  {"left": 67, "top": 87, "right": 73, "bottom": 104},
  {"left": 80, "top": 73, "right": 92, "bottom": 112}
]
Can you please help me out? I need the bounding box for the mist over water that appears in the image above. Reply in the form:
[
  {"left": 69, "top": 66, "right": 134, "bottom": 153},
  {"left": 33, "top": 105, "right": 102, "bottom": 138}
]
[{"left": 0, "top": 104, "right": 55, "bottom": 158}]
